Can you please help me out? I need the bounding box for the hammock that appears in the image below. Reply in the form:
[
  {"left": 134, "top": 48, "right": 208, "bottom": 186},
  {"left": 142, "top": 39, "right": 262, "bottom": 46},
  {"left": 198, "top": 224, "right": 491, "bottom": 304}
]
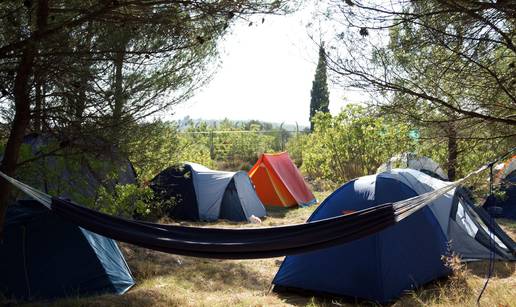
[{"left": 0, "top": 166, "right": 486, "bottom": 259}]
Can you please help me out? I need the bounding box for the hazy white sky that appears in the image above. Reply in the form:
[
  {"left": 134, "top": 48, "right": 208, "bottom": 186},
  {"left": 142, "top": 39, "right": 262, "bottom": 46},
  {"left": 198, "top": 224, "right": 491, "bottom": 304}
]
[{"left": 168, "top": 6, "right": 365, "bottom": 126}]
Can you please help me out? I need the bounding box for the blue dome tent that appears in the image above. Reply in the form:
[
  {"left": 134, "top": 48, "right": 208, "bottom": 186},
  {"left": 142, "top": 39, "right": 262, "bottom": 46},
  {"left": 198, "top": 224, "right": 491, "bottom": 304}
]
[
  {"left": 0, "top": 200, "right": 134, "bottom": 301},
  {"left": 273, "top": 169, "right": 515, "bottom": 303}
]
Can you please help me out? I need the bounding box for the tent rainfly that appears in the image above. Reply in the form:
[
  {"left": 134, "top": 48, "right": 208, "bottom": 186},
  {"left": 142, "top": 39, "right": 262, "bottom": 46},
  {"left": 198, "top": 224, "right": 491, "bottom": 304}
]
[
  {"left": 248, "top": 152, "right": 316, "bottom": 207},
  {"left": 377, "top": 152, "right": 448, "bottom": 181},
  {"left": 150, "top": 163, "right": 266, "bottom": 221},
  {"left": 484, "top": 155, "right": 516, "bottom": 219},
  {"left": 0, "top": 200, "right": 134, "bottom": 301},
  {"left": 273, "top": 169, "right": 515, "bottom": 303}
]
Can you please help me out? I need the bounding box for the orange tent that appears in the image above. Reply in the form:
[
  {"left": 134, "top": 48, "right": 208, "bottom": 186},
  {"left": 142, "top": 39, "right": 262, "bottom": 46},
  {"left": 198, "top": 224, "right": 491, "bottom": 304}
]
[{"left": 248, "top": 152, "right": 316, "bottom": 207}]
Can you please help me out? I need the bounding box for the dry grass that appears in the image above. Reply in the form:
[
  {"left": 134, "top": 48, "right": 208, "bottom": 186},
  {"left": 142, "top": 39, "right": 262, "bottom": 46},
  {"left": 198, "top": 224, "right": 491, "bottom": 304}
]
[{"left": 8, "top": 191, "right": 516, "bottom": 307}]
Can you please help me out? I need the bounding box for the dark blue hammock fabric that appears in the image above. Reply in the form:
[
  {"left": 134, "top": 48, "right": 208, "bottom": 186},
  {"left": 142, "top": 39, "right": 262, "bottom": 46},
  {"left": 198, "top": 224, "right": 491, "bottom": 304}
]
[{"left": 51, "top": 197, "right": 397, "bottom": 259}]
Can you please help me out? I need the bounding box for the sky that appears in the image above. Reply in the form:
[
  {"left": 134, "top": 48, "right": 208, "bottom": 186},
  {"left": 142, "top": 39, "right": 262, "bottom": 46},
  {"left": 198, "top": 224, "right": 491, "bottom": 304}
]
[{"left": 168, "top": 6, "right": 366, "bottom": 127}]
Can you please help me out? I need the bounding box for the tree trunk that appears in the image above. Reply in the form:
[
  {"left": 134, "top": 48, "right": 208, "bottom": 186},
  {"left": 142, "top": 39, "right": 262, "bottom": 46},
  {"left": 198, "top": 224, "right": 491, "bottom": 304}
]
[
  {"left": 0, "top": 43, "right": 36, "bottom": 238},
  {"left": 0, "top": 0, "right": 48, "bottom": 237},
  {"left": 446, "top": 122, "right": 458, "bottom": 181},
  {"left": 73, "top": 22, "right": 94, "bottom": 130},
  {"left": 34, "top": 69, "right": 43, "bottom": 133},
  {"left": 112, "top": 38, "right": 129, "bottom": 129}
]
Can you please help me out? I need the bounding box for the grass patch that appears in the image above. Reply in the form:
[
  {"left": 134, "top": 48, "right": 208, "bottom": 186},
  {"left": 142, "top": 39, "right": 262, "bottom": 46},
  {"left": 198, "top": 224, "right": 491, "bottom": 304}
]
[{"left": 7, "top": 193, "right": 516, "bottom": 307}]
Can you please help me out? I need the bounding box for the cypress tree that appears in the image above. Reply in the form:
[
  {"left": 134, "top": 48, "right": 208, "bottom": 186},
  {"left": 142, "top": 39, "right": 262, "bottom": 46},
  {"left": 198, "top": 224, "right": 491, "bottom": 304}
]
[{"left": 309, "top": 45, "right": 330, "bottom": 131}]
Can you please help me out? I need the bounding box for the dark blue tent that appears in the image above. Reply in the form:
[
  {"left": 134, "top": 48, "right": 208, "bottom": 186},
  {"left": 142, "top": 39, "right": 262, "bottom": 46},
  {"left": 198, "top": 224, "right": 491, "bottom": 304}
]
[
  {"left": 0, "top": 200, "right": 134, "bottom": 301},
  {"left": 273, "top": 169, "right": 515, "bottom": 303}
]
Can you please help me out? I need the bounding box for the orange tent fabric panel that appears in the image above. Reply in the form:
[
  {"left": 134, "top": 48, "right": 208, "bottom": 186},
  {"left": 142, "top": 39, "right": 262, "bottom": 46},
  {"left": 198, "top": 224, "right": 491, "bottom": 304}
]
[
  {"left": 249, "top": 164, "right": 292, "bottom": 207},
  {"left": 249, "top": 152, "right": 316, "bottom": 207}
]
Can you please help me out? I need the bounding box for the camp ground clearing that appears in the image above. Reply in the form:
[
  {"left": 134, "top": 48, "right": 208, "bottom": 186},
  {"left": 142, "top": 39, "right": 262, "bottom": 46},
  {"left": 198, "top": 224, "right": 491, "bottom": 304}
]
[
  {"left": 5, "top": 201, "right": 516, "bottom": 307},
  {"left": 1, "top": 1, "right": 515, "bottom": 306},
  {"left": 1, "top": 156, "right": 515, "bottom": 306}
]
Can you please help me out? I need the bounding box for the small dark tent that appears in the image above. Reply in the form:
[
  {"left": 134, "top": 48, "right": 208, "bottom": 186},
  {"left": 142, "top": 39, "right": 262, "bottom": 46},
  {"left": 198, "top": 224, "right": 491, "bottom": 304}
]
[
  {"left": 0, "top": 200, "right": 134, "bottom": 301},
  {"left": 273, "top": 169, "right": 515, "bottom": 303},
  {"left": 150, "top": 162, "right": 266, "bottom": 221},
  {"left": 484, "top": 155, "right": 516, "bottom": 219}
]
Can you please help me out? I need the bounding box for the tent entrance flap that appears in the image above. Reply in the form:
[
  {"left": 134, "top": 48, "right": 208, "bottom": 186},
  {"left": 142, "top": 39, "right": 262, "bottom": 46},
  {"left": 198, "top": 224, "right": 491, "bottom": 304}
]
[
  {"left": 250, "top": 165, "right": 290, "bottom": 206},
  {"left": 219, "top": 179, "right": 246, "bottom": 221}
]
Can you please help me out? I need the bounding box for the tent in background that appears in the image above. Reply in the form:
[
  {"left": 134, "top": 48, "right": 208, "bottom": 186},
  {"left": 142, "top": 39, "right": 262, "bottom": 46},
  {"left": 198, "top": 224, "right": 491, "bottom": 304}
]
[
  {"left": 150, "top": 162, "right": 266, "bottom": 221},
  {"left": 273, "top": 169, "right": 515, "bottom": 303},
  {"left": 248, "top": 152, "right": 316, "bottom": 207},
  {"left": 0, "top": 200, "right": 134, "bottom": 301},
  {"left": 377, "top": 152, "right": 448, "bottom": 180},
  {"left": 484, "top": 155, "right": 516, "bottom": 219},
  {"left": 10, "top": 133, "right": 137, "bottom": 204}
]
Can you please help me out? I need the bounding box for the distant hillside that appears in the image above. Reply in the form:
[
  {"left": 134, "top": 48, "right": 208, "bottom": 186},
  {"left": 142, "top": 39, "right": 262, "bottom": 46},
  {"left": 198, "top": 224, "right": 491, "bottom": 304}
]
[{"left": 175, "top": 116, "right": 309, "bottom": 132}]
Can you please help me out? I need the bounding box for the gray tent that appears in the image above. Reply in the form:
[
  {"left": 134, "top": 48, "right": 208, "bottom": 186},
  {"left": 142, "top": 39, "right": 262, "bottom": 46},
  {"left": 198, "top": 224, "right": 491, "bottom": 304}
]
[
  {"left": 150, "top": 162, "right": 266, "bottom": 221},
  {"left": 377, "top": 152, "right": 448, "bottom": 180}
]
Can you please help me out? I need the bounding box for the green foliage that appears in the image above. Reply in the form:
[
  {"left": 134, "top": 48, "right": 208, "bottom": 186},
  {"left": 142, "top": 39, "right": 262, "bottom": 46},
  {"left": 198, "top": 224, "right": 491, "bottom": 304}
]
[
  {"left": 182, "top": 119, "right": 284, "bottom": 170},
  {"left": 96, "top": 184, "right": 154, "bottom": 218},
  {"left": 301, "top": 104, "right": 415, "bottom": 184},
  {"left": 309, "top": 46, "right": 330, "bottom": 131},
  {"left": 285, "top": 133, "right": 309, "bottom": 167},
  {"left": 124, "top": 120, "right": 213, "bottom": 181}
]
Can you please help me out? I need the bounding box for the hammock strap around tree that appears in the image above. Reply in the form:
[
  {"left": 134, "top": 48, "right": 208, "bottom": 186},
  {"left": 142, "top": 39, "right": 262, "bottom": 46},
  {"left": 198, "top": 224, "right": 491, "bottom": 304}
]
[{"left": 0, "top": 164, "right": 486, "bottom": 259}]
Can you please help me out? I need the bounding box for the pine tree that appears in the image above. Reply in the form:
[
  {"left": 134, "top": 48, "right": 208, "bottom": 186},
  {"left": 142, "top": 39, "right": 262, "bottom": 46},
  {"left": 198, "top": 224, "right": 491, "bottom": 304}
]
[{"left": 309, "top": 45, "right": 330, "bottom": 131}]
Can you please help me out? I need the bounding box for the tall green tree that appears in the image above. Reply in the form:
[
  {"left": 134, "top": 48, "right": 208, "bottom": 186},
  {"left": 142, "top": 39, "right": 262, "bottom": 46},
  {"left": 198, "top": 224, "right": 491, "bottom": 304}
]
[
  {"left": 0, "top": 0, "right": 292, "bottom": 236},
  {"left": 309, "top": 45, "right": 330, "bottom": 131},
  {"left": 320, "top": 0, "right": 515, "bottom": 178}
]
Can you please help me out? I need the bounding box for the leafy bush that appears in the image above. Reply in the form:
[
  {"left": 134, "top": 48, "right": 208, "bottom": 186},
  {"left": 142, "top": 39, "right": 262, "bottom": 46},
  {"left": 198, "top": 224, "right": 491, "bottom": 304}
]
[
  {"left": 285, "top": 133, "right": 309, "bottom": 167},
  {"left": 126, "top": 120, "right": 213, "bottom": 181},
  {"left": 301, "top": 104, "right": 416, "bottom": 184},
  {"left": 96, "top": 184, "right": 154, "bottom": 218}
]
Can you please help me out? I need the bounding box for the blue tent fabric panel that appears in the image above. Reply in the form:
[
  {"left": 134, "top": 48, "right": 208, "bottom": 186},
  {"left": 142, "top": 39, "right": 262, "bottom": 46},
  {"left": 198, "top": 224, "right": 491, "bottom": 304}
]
[
  {"left": 0, "top": 201, "right": 134, "bottom": 300},
  {"left": 0, "top": 224, "right": 28, "bottom": 298},
  {"left": 219, "top": 179, "right": 246, "bottom": 221},
  {"left": 273, "top": 176, "right": 451, "bottom": 303},
  {"left": 149, "top": 165, "right": 199, "bottom": 220},
  {"left": 273, "top": 178, "right": 385, "bottom": 301},
  {"left": 23, "top": 215, "right": 114, "bottom": 299},
  {"left": 233, "top": 172, "right": 267, "bottom": 220},
  {"left": 375, "top": 177, "right": 449, "bottom": 299},
  {"left": 274, "top": 234, "right": 383, "bottom": 300},
  {"left": 189, "top": 163, "right": 235, "bottom": 221},
  {"left": 80, "top": 228, "right": 135, "bottom": 295}
]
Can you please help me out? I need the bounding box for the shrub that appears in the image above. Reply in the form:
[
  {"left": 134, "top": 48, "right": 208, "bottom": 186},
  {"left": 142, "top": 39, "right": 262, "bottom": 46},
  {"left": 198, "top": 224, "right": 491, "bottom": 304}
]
[{"left": 301, "top": 104, "right": 416, "bottom": 184}]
